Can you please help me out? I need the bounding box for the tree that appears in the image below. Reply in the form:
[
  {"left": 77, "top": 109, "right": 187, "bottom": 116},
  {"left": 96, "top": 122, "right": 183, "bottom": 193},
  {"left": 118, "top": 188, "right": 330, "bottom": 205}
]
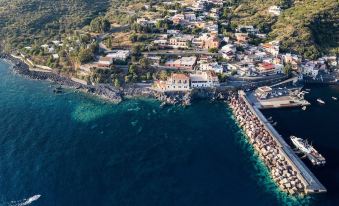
[
  {"left": 208, "top": 48, "right": 218, "bottom": 53},
  {"left": 128, "top": 64, "right": 137, "bottom": 74},
  {"left": 78, "top": 48, "right": 93, "bottom": 64},
  {"left": 114, "top": 78, "right": 121, "bottom": 88},
  {"left": 139, "top": 58, "right": 150, "bottom": 69},
  {"left": 283, "top": 63, "right": 292, "bottom": 75},
  {"left": 90, "top": 17, "right": 111, "bottom": 33},
  {"left": 125, "top": 74, "right": 132, "bottom": 83}
]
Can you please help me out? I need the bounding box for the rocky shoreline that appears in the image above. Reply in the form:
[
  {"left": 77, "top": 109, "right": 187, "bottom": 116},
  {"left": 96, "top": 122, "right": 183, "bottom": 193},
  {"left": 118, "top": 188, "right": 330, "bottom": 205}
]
[{"left": 0, "top": 52, "right": 234, "bottom": 105}]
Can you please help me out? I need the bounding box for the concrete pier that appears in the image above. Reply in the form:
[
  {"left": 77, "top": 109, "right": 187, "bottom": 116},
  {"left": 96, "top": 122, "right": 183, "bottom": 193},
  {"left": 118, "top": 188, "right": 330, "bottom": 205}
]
[{"left": 238, "top": 90, "right": 326, "bottom": 194}]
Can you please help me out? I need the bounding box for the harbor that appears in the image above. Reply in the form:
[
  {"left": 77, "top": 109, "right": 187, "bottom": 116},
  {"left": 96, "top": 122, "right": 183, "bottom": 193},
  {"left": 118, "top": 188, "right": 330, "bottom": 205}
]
[
  {"left": 229, "top": 90, "right": 326, "bottom": 196},
  {"left": 249, "top": 86, "right": 311, "bottom": 109}
]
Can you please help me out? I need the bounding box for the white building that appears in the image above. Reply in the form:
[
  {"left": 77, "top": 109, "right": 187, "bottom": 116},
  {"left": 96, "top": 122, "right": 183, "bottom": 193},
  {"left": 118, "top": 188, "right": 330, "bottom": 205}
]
[
  {"left": 106, "top": 50, "right": 130, "bottom": 61},
  {"left": 190, "top": 71, "right": 219, "bottom": 88},
  {"left": 268, "top": 6, "right": 282, "bottom": 16},
  {"left": 199, "top": 62, "right": 223, "bottom": 73},
  {"left": 302, "top": 61, "right": 320, "bottom": 78}
]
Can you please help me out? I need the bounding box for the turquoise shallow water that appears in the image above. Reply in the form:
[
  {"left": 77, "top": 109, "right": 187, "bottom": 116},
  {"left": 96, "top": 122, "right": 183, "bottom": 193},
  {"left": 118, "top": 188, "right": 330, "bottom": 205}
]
[{"left": 0, "top": 60, "right": 328, "bottom": 206}]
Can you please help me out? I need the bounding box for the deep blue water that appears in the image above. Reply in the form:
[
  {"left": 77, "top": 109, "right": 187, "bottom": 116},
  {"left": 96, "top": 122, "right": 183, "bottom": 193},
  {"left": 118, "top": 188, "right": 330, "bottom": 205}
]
[
  {"left": 263, "top": 85, "right": 339, "bottom": 206},
  {"left": 0, "top": 60, "right": 334, "bottom": 206}
]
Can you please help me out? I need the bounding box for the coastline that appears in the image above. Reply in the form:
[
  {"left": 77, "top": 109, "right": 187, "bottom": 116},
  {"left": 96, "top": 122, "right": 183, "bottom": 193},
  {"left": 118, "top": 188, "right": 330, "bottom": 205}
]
[{"left": 0, "top": 52, "right": 234, "bottom": 106}]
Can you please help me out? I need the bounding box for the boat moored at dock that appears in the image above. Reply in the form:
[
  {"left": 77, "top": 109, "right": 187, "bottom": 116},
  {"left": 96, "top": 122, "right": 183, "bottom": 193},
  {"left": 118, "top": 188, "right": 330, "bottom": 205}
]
[
  {"left": 290, "top": 136, "right": 326, "bottom": 166},
  {"left": 228, "top": 90, "right": 327, "bottom": 196}
]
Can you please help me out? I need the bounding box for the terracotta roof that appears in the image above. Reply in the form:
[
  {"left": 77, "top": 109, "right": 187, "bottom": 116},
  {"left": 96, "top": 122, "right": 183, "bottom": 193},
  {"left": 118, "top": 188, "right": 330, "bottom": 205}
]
[
  {"left": 171, "top": 73, "right": 189, "bottom": 80},
  {"left": 260, "top": 63, "right": 275, "bottom": 70}
]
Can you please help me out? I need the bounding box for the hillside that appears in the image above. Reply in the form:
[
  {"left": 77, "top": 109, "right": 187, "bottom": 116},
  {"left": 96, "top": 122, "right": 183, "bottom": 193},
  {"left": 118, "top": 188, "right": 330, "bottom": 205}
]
[
  {"left": 0, "top": 0, "right": 111, "bottom": 48},
  {"left": 0, "top": 0, "right": 338, "bottom": 58},
  {"left": 228, "top": 0, "right": 338, "bottom": 58}
]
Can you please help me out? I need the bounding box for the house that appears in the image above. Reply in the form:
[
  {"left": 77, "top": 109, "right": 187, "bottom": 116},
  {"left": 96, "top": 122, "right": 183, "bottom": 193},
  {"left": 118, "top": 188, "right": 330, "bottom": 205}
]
[
  {"left": 236, "top": 25, "right": 259, "bottom": 34},
  {"left": 301, "top": 61, "right": 327, "bottom": 78},
  {"left": 221, "top": 44, "right": 236, "bottom": 53},
  {"left": 283, "top": 53, "right": 300, "bottom": 69},
  {"left": 169, "top": 35, "right": 194, "bottom": 48},
  {"left": 190, "top": 71, "right": 219, "bottom": 88},
  {"left": 154, "top": 39, "right": 168, "bottom": 47},
  {"left": 165, "top": 56, "right": 197, "bottom": 70},
  {"left": 256, "top": 63, "right": 282, "bottom": 75},
  {"left": 52, "top": 54, "right": 59, "bottom": 59},
  {"left": 227, "top": 63, "right": 254, "bottom": 76},
  {"left": 255, "top": 86, "right": 273, "bottom": 99},
  {"left": 106, "top": 50, "right": 130, "bottom": 61},
  {"left": 261, "top": 41, "right": 280, "bottom": 56},
  {"left": 172, "top": 14, "right": 185, "bottom": 24},
  {"left": 184, "top": 12, "right": 197, "bottom": 21},
  {"left": 98, "top": 56, "right": 113, "bottom": 67},
  {"left": 235, "top": 33, "right": 249, "bottom": 43},
  {"left": 192, "top": 33, "right": 220, "bottom": 49},
  {"left": 165, "top": 73, "right": 190, "bottom": 91},
  {"left": 199, "top": 62, "right": 223, "bottom": 73},
  {"left": 167, "top": 30, "right": 180, "bottom": 35},
  {"left": 268, "top": 6, "right": 282, "bottom": 16}
]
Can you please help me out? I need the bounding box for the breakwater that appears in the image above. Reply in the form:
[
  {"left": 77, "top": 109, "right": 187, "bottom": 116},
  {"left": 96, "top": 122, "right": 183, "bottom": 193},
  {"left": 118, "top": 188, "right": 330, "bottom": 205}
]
[{"left": 229, "top": 91, "right": 326, "bottom": 196}]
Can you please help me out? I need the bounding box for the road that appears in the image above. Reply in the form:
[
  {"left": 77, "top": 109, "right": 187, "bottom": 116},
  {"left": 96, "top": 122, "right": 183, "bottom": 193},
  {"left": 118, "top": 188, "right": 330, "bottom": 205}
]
[{"left": 142, "top": 49, "right": 221, "bottom": 56}]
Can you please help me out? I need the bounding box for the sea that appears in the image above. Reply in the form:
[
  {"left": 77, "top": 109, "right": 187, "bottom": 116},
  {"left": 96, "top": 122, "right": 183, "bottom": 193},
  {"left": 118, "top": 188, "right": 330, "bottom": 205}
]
[{"left": 0, "top": 60, "right": 338, "bottom": 206}]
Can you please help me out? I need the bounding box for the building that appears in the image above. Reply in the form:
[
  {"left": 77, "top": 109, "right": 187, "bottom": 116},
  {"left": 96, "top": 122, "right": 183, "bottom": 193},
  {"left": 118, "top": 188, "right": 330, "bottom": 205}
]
[
  {"left": 169, "top": 35, "right": 194, "bottom": 48},
  {"left": 199, "top": 62, "right": 223, "bottom": 73},
  {"left": 98, "top": 56, "right": 113, "bottom": 67},
  {"left": 192, "top": 33, "right": 220, "bottom": 49},
  {"left": 172, "top": 14, "right": 185, "bottom": 24},
  {"left": 184, "top": 12, "right": 197, "bottom": 21},
  {"left": 165, "top": 73, "right": 190, "bottom": 91},
  {"left": 256, "top": 63, "right": 282, "bottom": 75},
  {"left": 261, "top": 41, "right": 280, "bottom": 56},
  {"left": 255, "top": 86, "right": 273, "bottom": 99},
  {"left": 236, "top": 25, "right": 259, "bottom": 34},
  {"left": 235, "top": 33, "right": 249, "bottom": 43},
  {"left": 221, "top": 44, "right": 236, "bottom": 53},
  {"left": 165, "top": 56, "right": 197, "bottom": 70},
  {"left": 268, "top": 6, "right": 282, "bottom": 16},
  {"left": 190, "top": 71, "right": 219, "bottom": 88},
  {"left": 106, "top": 50, "right": 130, "bottom": 61}
]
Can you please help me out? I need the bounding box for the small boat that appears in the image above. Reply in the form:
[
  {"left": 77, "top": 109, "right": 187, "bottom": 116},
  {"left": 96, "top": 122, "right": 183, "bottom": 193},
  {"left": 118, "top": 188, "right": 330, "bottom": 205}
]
[
  {"left": 302, "top": 106, "right": 307, "bottom": 111},
  {"left": 317, "top": 98, "right": 325, "bottom": 104},
  {"left": 332, "top": 96, "right": 337, "bottom": 101},
  {"left": 272, "top": 122, "right": 277, "bottom": 126},
  {"left": 53, "top": 86, "right": 63, "bottom": 94}
]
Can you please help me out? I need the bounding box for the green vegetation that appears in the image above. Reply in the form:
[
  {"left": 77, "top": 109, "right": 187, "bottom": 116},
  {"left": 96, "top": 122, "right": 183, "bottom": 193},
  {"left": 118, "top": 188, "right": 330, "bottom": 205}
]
[
  {"left": 0, "top": 0, "right": 111, "bottom": 49},
  {"left": 227, "top": 0, "right": 339, "bottom": 59},
  {"left": 90, "top": 17, "right": 111, "bottom": 33}
]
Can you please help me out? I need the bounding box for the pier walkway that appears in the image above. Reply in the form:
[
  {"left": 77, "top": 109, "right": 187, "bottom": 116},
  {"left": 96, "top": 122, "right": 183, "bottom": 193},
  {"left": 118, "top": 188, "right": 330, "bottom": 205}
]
[{"left": 239, "top": 91, "right": 326, "bottom": 194}]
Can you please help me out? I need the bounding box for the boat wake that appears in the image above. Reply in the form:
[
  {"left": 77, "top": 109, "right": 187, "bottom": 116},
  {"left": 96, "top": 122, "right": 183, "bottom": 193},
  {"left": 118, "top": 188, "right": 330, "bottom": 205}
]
[{"left": 8, "top": 195, "right": 41, "bottom": 206}]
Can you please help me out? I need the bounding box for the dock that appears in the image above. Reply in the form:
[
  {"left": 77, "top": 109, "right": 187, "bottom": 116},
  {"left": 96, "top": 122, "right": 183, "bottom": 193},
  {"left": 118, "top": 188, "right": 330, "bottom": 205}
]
[{"left": 238, "top": 90, "right": 326, "bottom": 194}]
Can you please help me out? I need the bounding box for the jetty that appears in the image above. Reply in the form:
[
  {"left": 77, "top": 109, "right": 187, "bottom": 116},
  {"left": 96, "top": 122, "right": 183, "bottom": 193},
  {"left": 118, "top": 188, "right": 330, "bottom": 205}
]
[{"left": 229, "top": 90, "right": 326, "bottom": 196}]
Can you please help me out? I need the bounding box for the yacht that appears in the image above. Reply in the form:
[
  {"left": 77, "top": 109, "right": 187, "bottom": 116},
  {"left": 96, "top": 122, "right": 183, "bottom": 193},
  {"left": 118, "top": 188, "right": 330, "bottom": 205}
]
[{"left": 290, "top": 136, "right": 326, "bottom": 165}]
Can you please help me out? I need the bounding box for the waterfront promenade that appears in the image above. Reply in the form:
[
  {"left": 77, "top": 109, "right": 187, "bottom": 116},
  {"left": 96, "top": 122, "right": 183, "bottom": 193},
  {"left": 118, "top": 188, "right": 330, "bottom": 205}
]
[{"left": 238, "top": 90, "right": 326, "bottom": 194}]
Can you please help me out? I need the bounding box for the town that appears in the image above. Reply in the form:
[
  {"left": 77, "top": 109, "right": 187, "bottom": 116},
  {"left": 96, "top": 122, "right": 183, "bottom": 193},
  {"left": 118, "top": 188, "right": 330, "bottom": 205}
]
[
  {"left": 1, "top": 0, "right": 337, "bottom": 199},
  {"left": 11, "top": 0, "right": 338, "bottom": 93}
]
